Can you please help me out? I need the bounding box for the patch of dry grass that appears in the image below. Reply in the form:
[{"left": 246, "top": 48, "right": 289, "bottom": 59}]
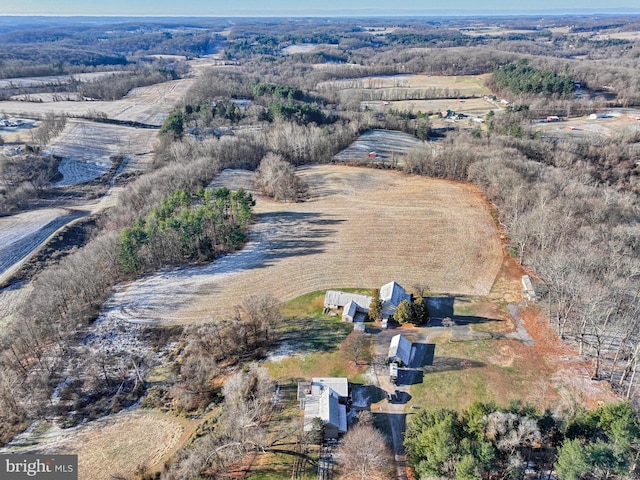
[
  {"left": 14, "top": 410, "right": 189, "bottom": 480},
  {"left": 322, "top": 73, "right": 492, "bottom": 95},
  {"left": 180, "top": 165, "right": 504, "bottom": 322}
]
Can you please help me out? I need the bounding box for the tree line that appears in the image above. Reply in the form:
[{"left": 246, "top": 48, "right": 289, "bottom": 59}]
[{"left": 405, "top": 401, "right": 640, "bottom": 480}]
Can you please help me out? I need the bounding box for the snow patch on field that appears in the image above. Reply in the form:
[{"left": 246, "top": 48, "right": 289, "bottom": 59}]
[
  {"left": 0, "top": 208, "right": 85, "bottom": 276},
  {"left": 94, "top": 224, "right": 269, "bottom": 323},
  {"left": 55, "top": 157, "right": 111, "bottom": 186},
  {"left": 266, "top": 342, "right": 301, "bottom": 362},
  {"left": 333, "top": 129, "right": 425, "bottom": 165}
]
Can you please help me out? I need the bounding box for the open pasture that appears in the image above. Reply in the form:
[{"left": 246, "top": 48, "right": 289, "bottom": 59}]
[
  {"left": 0, "top": 77, "right": 196, "bottom": 126},
  {"left": 321, "top": 73, "right": 492, "bottom": 95},
  {"left": 0, "top": 71, "right": 122, "bottom": 90},
  {"left": 333, "top": 128, "right": 426, "bottom": 164},
  {"left": 4, "top": 410, "right": 188, "bottom": 480},
  {"left": 593, "top": 31, "right": 640, "bottom": 41},
  {"left": 0, "top": 208, "right": 86, "bottom": 279},
  {"left": 49, "top": 119, "right": 158, "bottom": 182},
  {"left": 94, "top": 164, "right": 503, "bottom": 324},
  {"left": 531, "top": 109, "right": 640, "bottom": 141},
  {"left": 362, "top": 97, "right": 497, "bottom": 116}
]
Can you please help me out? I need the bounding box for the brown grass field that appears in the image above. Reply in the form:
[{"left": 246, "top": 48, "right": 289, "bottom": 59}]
[
  {"left": 0, "top": 77, "right": 195, "bottom": 126},
  {"left": 531, "top": 109, "right": 640, "bottom": 141},
  {"left": 8, "top": 410, "right": 190, "bottom": 480},
  {"left": 179, "top": 164, "right": 503, "bottom": 321},
  {"left": 322, "top": 73, "right": 492, "bottom": 95},
  {"left": 362, "top": 97, "right": 498, "bottom": 116}
]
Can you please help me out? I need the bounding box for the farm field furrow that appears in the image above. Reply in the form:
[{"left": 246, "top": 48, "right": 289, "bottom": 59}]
[
  {"left": 0, "top": 77, "right": 196, "bottom": 126},
  {"left": 93, "top": 165, "right": 503, "bottom": 325},
  {"left": 0, "top": 210, "right": 87, "bottom": 276}
]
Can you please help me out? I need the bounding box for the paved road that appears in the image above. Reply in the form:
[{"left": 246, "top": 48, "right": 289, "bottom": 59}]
[{"left": 371, "top": 326, "right": 441, "bottom": 480}]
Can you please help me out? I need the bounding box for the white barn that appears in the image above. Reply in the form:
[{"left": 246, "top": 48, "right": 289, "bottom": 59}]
[{"left": 323, "top": 291, "right": 372, "bottom": 322}]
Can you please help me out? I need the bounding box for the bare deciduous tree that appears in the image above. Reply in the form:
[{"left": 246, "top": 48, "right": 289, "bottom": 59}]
[
  {"left": 342, "top": 332, "right": 372, "bottom": 366},
  {"left": 337, "top": 423, "right": 395, "bottom": 480},
  {"left": 254, "top": 152, "right": 307, "bottom": 201}
]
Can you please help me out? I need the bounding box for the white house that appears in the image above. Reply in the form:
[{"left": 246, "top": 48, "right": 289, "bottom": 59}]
[{"left": 299, "top": 377, "right": 350, "bottom": 440}]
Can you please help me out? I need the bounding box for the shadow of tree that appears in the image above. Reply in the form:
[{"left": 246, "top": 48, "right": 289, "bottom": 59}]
[
  {"left": 277, "top": 317, "right": 351, "bottom": 354},
  {"left": 424, "top": 296, "right": 501, "bottom": 327},
  {"left": 425, "top": 356, "right": 485, "bottom": 373}
]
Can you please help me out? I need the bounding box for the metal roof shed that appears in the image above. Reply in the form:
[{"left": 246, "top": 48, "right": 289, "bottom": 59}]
[
  {"left": 324, "top": 291, "right": 372, "bottom": 310},
  {"left": 388, "top": 334, "right": 412, "bottom": 366},
  {"left": 343, "top": 300, "right": 358, "bottom": 322}
]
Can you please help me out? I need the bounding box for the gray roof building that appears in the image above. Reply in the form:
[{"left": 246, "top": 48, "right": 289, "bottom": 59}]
[
  {"left": 380, "top": 281, "right": 411, "bottom": 320},
  {"left": 300, "top": 377, "right": 350, "bottom": 440},
  {"left": 388, "top": 334, "right": 413, "bottom": 366}
]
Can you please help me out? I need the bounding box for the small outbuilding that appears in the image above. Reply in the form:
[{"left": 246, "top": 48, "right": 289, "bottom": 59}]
[
  {"left": 388, "top": 334, "right": 413, "bottom": 366},
  {"left": 390, "top": 362, "right": 398, "bottom": 384}
]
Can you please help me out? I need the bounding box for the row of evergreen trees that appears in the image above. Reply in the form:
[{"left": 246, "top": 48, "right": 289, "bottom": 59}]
[{"left": 368, "top": 289, "right": 429, "bottom": 325}]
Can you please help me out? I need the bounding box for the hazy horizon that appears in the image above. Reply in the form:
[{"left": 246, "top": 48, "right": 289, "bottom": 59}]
[{"left": 1, "top": 0, "right": 640, "bottom": 17}]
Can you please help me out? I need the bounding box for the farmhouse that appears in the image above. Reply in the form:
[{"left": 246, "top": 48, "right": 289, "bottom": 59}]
[
  {"left": 298, "top": 377, "right": 350, "bottom": 440},
  {"left": 388, "top": 334, "right": 413, "bottom": 366}
]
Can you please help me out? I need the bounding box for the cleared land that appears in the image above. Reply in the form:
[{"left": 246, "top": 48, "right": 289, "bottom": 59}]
[
  {"left": 333, "top": 128, "right": 426, "bottom": 164},
  {"left": 2, "top": 410, "right": 189, "bottom": 480},
  {"left": 531, "top": 109, "right": 640, "bottom": 141},
  {"left": 0, "top": 77, "right": 195, "bottom": 126},
  {"left": 0, "top": 59, "right": 225, "bottom": 285},
  {"left": 94, "top": 164, "right": 503, "bottom": 324},
  {"left": 49, "top": 119, "right": 158, "bottom": 178},
  {"left": 0, "top": 71, "right": 122, "bottom": 90},
  {"left": 0, "top": 208, "right": 86, "bottom": 277},
  {"left": 322, "top": 73, "right": 492, "bottom": 94},
  {"left": 363, "top": 97, "right": 497, "bottom": 116}
]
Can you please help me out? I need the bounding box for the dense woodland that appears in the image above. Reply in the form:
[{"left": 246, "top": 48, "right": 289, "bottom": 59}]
[{"left": 0, "top": 13, "right": 639, "bottom": 479}]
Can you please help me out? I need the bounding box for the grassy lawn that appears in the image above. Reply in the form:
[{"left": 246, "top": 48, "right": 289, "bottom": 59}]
[
  {"left": 406, "top": 332, "right": 544, "bottom": 413},
  {"left": 268, "top": 290, "right": 372, "bottom": 381},
  {"left": 251, "top": 292, "right": 373, "bottom": 477},
  {"left": 280, "top": 289, "right": 372, "bottom": 319}
]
